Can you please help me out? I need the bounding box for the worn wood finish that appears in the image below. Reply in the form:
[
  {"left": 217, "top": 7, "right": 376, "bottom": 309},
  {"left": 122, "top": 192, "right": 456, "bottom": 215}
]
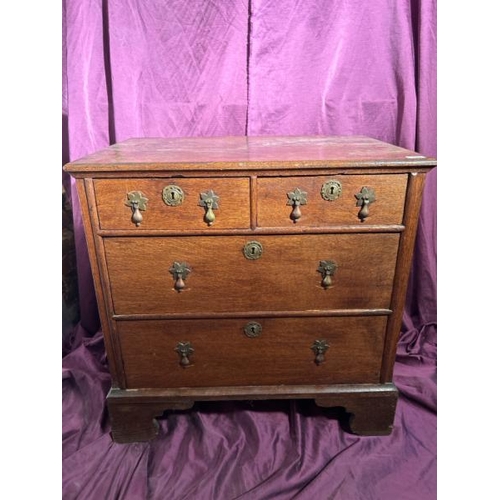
[
  {"left": 94, "top": 178, "right": 250, "bottom": 230},
  {"left": 107, "top": 382, "right": 398, "bottom": 442},
  {"left": 107, "top": 399, "right": 194, "bottom": 443},
  {"left": 64, "top": 136, "right": 435, "bottom": 173},
  {"left": 97, "top": 224, "right": 406, "bottom": 236},
  {"left": 118, "top": 316, "right": 387, "bottom": 388},
  {"left": 74, "top": 180, "right": 123, "bottom": 386},
  {"left": 113, "top": 308, "right": 392, "bottom": 321},
  {"left": 257, "top": 174, "right": 407, "bottom": 227},
  {"left": 63, "top": 135, "right": 435, "bottom": 442},
  {"left": 315, "top": 384, "right": 398, "bottom": 435},
  {"left": 380, "top": 172, "right": 428, "bottom": 382},
  {"left": 104, "top": 233, "right": 400, "bottom": 315}
]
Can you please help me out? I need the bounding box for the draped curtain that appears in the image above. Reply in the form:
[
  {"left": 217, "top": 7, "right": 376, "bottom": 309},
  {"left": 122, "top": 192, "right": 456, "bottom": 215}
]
[{"left": 63, "top": 1, "right": 436, "bottom": 498}]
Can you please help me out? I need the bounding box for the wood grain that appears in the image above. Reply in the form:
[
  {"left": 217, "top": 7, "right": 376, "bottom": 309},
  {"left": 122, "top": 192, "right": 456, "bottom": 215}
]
[
  {"left": 64, "top": 135, "right": 435, "bottom": 173},
  {"left": 380, "top": 172, "right": 428, "bottom": 382},
  {"left": 63, "top": 136, "right": 435, "bottom": 441},
  {"left": 94, "top": 177, "right": 250, "bottom": 230},
  {"left": 103, "top": 233, "right": 400, "bottom": 314},
  {"left": 257, "top": 174, "right": 407, "bottom": 227},
  {"left": 117, "top": 316, "right": 387, "bottom": 388}
]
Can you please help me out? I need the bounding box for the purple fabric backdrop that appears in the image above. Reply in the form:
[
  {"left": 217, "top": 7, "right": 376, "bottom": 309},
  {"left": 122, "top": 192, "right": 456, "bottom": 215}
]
[{"left": 62, "top": 1, "right": 436, "bottom": 498}]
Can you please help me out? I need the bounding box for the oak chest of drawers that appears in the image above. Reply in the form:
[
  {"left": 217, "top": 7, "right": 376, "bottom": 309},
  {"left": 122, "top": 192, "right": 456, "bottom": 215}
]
[{"left": 64, "top": 136, "right": 435, "bottom": 443}]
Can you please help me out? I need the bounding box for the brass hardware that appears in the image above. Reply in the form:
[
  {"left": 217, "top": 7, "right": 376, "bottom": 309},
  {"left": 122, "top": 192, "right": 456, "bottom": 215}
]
[
  {"left": 175, "top": 342, "right": 194, "bottom": 368},
  {"left": 317, "top": 260, "right": 338, "bottom": 289},
  {"left": 198, "top": 190, "right": 220, "bottom": 226},
  {"left": 321, "top": 180, "right": 342, "bottom": 201},
  {"left": 169, "top": 262, "right": 191, "bottom": 292},
  {"left": 162, "top": 185, "right": 185, "bottom": 206},
  {"left": 244, "top": 322, "right": 262, "bottom": 338},
  {"left": 286, "top": 187, "right": 308, "bottom": 223},
  {"left": 311, "top": 339, "right": 330, "bottom": 365},
  {"left": 125, "top": 191, "right": 148, "bottom": 226},
  {"left": 243, "top": 241, "right": 263, "bottom": 260},
  {"left": 355, "top": 186, "right": 376, "bottom": 222}
]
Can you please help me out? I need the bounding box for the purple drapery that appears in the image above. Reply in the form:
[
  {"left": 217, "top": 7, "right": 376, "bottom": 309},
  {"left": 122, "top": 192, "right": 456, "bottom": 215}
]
[{"left": 62, "top": 1, "right": 436, "bottom": 498}]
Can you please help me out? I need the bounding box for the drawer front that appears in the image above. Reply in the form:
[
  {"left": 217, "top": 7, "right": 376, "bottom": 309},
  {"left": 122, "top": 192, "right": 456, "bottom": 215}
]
[
  {"left": 257, "top": 174, "right": 408, "bottom": 227},
  {"left": 105, "top": 233, "right": 399, "bottom": 315},
  {"left": 118, "top": 316, "right": 387, "bottom": 388},
  {"left": 93, "top": 178, "right": 250, "bottom": 230}
]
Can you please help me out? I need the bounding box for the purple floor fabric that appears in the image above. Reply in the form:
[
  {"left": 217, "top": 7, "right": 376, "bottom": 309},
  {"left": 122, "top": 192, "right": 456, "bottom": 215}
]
[{"left": 62, "top": 1, "right": 436, "bottom": 498}]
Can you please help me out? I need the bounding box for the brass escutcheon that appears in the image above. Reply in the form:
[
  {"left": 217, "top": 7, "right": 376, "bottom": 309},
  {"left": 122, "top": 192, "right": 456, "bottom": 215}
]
[
  {"left": 162, "top": 185, "right": 185, "bottom": 206},
  {"left": 243, "top": 241, "right": 263, "bottom": 260},
  {"left": 321, "top": 180, "right": 342, "bottom": 201},
  {"left": 244, "top": 322, "right": 262, "bottom": 338}
]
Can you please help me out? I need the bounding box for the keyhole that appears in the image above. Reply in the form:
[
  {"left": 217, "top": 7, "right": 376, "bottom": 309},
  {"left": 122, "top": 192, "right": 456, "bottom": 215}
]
[
  {"left": 250, "top": 325, "right": 256, "bottom": 333},
  {"left": 251, "top": 246, "right": 256, "bottom": 255},
  {"left": 171, "top": 191, "right": 176, "bottom": 200},
  {"left": 330, "top": 186, "right": 335, "bottom": 195}
]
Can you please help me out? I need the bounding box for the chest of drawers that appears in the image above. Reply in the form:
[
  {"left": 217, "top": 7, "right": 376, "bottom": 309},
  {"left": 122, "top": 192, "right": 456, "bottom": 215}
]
[{"left": 64, "top": 136, "right": 435, "bottom": 443}]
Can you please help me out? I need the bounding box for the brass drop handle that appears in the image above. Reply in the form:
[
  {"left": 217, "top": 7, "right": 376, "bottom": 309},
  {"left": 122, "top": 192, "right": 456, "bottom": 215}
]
[
  {"left": 125, "top": 191, "right": 148, "bottom": 226},
  {"left": 169, "top": 262, "right": 191, "bottom": 292},
  {"left": 317, "top": 260, "right": 338, "bottom": 289},
  {"left": 355, "top": 186, "right": 376, "bottom": 222},
  {"left": 311, "top": 339, "right": 330, "bottom": 365},
  {"left": 175, "top": 342, "right": 194, "bottom": 368},
  {"left": 286, "top": 188, "right": 308, "bottom": 223},
  {"left": 198, "top": 190, "right": 220, "bottom": 226}
]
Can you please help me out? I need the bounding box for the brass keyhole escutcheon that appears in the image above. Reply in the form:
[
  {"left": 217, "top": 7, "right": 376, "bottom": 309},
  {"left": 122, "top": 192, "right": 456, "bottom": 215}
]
[
  {"left": 244, "top": 322, "right": 262, "bottom": 338},
  {"left": 321, "top": 180, "right": 342, "bottom": 201},
  {"left": 243, "top": 241, "right": 263, "bottom": 260},
  {"left": 162, "top": 185, "right": 185, "bottom": 206}
]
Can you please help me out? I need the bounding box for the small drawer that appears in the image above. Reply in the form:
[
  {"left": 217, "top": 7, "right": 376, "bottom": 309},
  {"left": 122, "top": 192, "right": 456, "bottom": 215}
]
[
  {"left": 93, "top": 178, "right": 250, "bottom": 230},
  {"left": 257, "top": 174, "right": 408, "bottom": 227},
  {"left": 117, "top": 316, "right": 387, "bottom": 388},
  {"left": 104, "top": 233, "right": 400, "bottom": 315}
]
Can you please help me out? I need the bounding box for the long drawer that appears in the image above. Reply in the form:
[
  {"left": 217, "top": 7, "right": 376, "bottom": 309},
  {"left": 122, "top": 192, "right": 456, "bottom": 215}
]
[
  {"left": 117, "top": 316, "right": 387, "bottom": 388},
  {"left": 104, "top": 233, "right": 400, "bottom": 315}
]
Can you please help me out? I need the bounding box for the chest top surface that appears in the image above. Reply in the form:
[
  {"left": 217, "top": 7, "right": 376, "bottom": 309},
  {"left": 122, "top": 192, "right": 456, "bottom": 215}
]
[{"left": 64, "top": 135, "right": 436, "bottom": 173}]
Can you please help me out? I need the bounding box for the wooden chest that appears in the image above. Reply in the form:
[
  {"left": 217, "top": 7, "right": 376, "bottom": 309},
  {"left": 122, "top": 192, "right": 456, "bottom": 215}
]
[{"left": 64, "top": 136, "right": 435, "bottom": 443}]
